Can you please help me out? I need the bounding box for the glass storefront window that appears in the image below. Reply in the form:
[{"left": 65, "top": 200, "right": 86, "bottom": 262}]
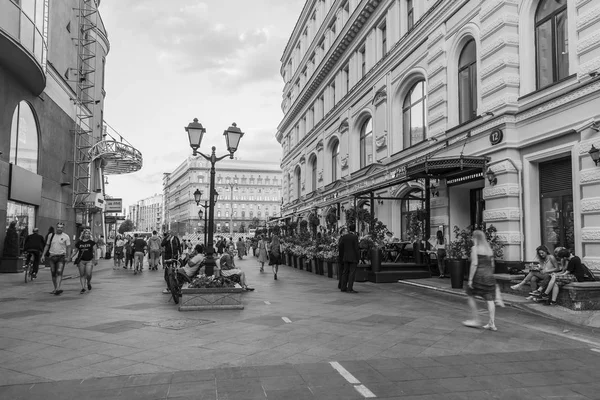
[
  {"left": 6, "top": 201, "right": 36, "bottom": 252},
  {"left": 10, "top": 101, "right": 39, "bottom": 173}
]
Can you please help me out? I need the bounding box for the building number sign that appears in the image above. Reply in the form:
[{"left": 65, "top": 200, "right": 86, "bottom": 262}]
[{"left": 489, "top": 129, "right": 503, "bottom": 145}]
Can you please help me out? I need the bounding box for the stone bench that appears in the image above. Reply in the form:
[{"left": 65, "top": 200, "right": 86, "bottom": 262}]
[{"left": 494, "top": 273, "right": 600, "bottom": 311}]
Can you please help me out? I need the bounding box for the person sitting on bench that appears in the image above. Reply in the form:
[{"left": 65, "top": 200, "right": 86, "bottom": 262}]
[
  {"left": 218, "top": 250, "right": 254, "bottom": 291},
  {"left": 176, "top": 244, "right": 205, "bottom": 279}
]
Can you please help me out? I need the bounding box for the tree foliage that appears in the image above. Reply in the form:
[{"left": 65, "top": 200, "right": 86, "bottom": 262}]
[{"left": 118, "top": 219, "right": 134, "bottom": 234}]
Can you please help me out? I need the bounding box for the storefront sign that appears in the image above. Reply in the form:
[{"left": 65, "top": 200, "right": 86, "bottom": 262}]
[
  {"left": 489, "top": 129, "right": 503, "bottom": 145},
  {"left": 9, "top": 164, "right": 42, "bottom": 206},
  {"left": 105, "top": 198, "right": 123, "bottom": 213}
]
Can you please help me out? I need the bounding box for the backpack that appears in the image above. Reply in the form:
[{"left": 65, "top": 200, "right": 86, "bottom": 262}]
[
  {"left": 581, "top": 264, "right": 598, "bottom": 282},
  {"left": 149, "top": 237, "right": 160, "bottom": 251}
]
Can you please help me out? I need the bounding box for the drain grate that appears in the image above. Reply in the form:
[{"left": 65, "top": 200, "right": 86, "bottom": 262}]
[{"left": 144, "top": 319, "right": 214, "bottom": 330}]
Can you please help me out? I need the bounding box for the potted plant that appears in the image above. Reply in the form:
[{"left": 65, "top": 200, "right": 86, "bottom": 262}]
[
  {"left": 179, "top": 275, "right": 244, "bottom": 311},
  {"left": 446, "top": 226, "right": 473, "bottom": 288}
]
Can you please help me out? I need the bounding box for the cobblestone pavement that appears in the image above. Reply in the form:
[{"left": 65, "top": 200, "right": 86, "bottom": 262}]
[{"left": 1, "top": 256, "right": 599, "bottom": 399}]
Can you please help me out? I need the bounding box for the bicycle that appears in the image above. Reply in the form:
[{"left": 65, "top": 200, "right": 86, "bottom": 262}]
[
  {"left": 22, "top": 252, "right": 34, "bottom": 283},
  {"left": 163, "top": 259, "right": 188, "bottom": 304}
]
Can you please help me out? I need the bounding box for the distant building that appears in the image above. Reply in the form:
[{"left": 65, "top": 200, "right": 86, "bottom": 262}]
[
  {"left": 163, "top": 157, "right": 283, "bottom": 237},
  {"left": 128, "top": 194, "right": 162, "bottom": 233}
]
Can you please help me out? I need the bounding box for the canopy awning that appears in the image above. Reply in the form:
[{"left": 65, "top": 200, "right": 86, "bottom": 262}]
[{"left": 354, "top": 155, "right": 489, "bottom": 197}]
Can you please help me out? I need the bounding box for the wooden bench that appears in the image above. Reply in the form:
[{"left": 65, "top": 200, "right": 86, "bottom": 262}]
[{"left": 494, "top": 274, "right": 600, "bottom": 310}]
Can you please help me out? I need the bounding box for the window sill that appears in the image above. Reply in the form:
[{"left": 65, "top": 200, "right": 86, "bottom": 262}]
[{"left": 518, "top": 74, "right": 577, "bottom": 109}]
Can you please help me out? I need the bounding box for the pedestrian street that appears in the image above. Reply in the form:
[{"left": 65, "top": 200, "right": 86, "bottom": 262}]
[{"left": 0, "top": 256, "right": 599, "bottom": 399}]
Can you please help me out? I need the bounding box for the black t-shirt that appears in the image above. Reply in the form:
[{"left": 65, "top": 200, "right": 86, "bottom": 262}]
[
  {"left": 133, "top": 238, "right": 147, "bottom": 252},
  {"left": 76, "top": 240, "right": 96, "bottom": 261},
  {"left": 566, "top": 256, "right": 585, "bottom": 282}
]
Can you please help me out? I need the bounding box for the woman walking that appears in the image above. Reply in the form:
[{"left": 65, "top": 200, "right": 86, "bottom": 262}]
[
  {"left": 124, "top": 235, "right": 134, "bottom": 269},
  {"left": 113, "top": 234, "right": 125, "bottom": 269},
  {"left": 73, "top": 229, "right": 97, "bottom": 294},
  {"left": 463, "top": 230, "right": 498, "bottom": 331},
  {"left": 257, "top": 235, "right": 269, "bottom": 272},
  {"left": 269, "top": 234, "right": 282, "bottom": 280},
  {"left": 434, "top": 230, "right": 447, "bottom": 278}
]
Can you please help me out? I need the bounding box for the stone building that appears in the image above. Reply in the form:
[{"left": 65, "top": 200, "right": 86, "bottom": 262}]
[
  {"left": 0, "top": 0, "right": 141, "bottom": 256},
  {"left": 128, "top": 194, "right": 162, "bottom": 233},
  {"left": 277, "top": 0, "right": 600, "bottom": 270},
  {"left": 164, "top": 157, "right": 282, "bottom": 237}
]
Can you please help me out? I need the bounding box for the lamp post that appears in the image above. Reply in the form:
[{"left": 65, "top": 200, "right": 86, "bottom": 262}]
[
  {"left": 194, "top": 188, "right": 213, "bottom": 249},
  {"left": 186, "top": 119, "right": 243, "bottom": 274}
]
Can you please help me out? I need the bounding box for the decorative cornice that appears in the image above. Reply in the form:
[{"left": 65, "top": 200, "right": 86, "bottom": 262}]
[
  {"left": 483, "top": 207, "right": 520, "bottom": 222},
  {"left": 482, "top": 95, "right": 519, "bottom": 112},
  {"left": 578, "top": 56, "right": 600, "bottom": 80},
  {"left": 580, "top": 168, "right": 600, "bottom": 185},
  {"left": 481, "top": 36, "right": 519, "bottom": 60},
  {"left": 577, "top": 5, "right": 600, "bottom": 31},
  {"left": 480, "top": 0, "right": 518, "bottom": 22},
  {"left": 481, "top": 14, "right": 519, "bottom": 41},
  {"left": 581, "top": 197, "right": 600, "bottom": 214},
  {"left": 426, "top": 46, "right": 445, "bottom": 64},
  {"left": 582, "top": 228, "right": 600, "bottom": 242},
  {"left": 517, "top": 80, "right": 600, "bottom": 122},
  {"left": 495, "top": 231, "right": 522, "bottom": 244},
  {"left": 487, "top": 160, "right": 519, "bottom": 174},
  {"left": 481, "top": 56, "right": 519, "bottom": 79},
  {"left": 483, "top": 184, "right": 520, "bottom": 199},
  {"left": 582, "top": 256, "right": 600, "bottom": 272},
  {"left": 481, "top": 75, "right": 520, "bottom": 98},
  {"left": 579, "top": 137, "right": 600, "bottom": 156},
  {"left": 577, "top": 31, "right": 600, "bottom": 56}
]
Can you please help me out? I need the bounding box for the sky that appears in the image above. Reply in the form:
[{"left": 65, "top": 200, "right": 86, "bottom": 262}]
[{"left": 100, "top": 0, "right": 305, "bottom": 212}]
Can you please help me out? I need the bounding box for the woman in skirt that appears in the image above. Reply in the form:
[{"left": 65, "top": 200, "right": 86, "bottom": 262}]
[
  {"left": 257, "top": 235, "right": 269, "bottom": 272},
  {"left": 463, "top": 230, "right": 499, "bottom": 331},
  {"left": 269, "top": 234, "right": 282, "bottom": 280}
]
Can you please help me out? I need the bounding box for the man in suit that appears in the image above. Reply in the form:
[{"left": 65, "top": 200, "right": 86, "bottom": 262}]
[{"left": 338, "top": 224, "right": 360, "bottom": 293}]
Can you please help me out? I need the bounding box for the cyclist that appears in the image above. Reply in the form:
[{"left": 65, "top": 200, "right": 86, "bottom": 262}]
[
  {"left": 161, "top": 230, "right": 181, "bottom": 294},
  {"left": 23, "top": 227, "right": 45, "bottom": 280},
  {"left": 41, "top": 222, "right": 72, "bottom": 295}
]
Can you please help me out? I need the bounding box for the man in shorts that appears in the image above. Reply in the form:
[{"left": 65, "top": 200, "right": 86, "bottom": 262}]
[
  {"left": 132, "top": 233, "right": 147, "bottom": 274},
  {"left": 41, "top": 223, "right": 72, "bottom": 295}
]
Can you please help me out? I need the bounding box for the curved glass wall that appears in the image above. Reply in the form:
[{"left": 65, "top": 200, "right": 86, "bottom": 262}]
[{"left": 0, "top": 0, "right": 48, "bottom": 68}]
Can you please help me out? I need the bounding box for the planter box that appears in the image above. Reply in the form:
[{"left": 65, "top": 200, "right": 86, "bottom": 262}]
[
  {"left": 293, "top": 256, "right": 298, "bottom": 268},
  {"left": 0, "top": 257, "right": 23, "bottom": 273},
  {"left": 179, "top": 287, "right": 244, "bottom": 311},
  {"left": 298, "top": 257, "right": 304, "bottom": 270}
]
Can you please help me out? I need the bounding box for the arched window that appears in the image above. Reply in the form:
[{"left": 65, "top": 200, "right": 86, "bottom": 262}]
[
  {"left": 10, "top": 101, "right": 39, "bottom": 173},
  {"left": 359, "top": 117, "right": 373, "bottom": 168},
  {"left": 310, "top": 156, "right": 317, "bottom": 192},
  {"left": 535, "top": 0, "right": 568, "bottom": 89},
  {"left": 458, "top": 40, "right": 477, "bottom": 124},
  {"left": 331, "top": 140, "right": 339, "bottom": 181},
  {"left": 401, "top": 188, "right": 425, "bottom": 241},
  {"left": 402, "top": 80, "right": 427, "bottom": 147}
]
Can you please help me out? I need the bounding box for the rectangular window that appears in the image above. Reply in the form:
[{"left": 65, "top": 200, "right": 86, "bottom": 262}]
[
  {"left": 407, "top": 0, "right": 414, "bottom": 31},
  {"left": 359, "top": 45, "right": 366, "bottom": 78},
  {"left": 540, "top": 157, "right": 574, "bottom": 253},
  {"left": 380, "top": 23, "right": 387, "bottom": 56},
  {"left": 343, "top": 64, "right": 350, "bottom": 94}
]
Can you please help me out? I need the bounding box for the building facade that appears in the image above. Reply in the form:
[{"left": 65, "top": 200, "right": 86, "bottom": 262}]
[
  {"left": 277, "top": 0, "right": 600, "bottom": 271},
  {"left": 128, "top": 194, "right": 162, "bottom": 233},
  {"left": 0, "top": 0, "right": 140, "bottom": 255},
  {"left": 163, "top": 157, "right": 283, "bottom": 237}
]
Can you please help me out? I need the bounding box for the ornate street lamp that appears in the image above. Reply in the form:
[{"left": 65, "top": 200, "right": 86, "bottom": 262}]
[
  {"left": 186, "top": 119, "right": 244, "bottom": 275},
  {"left": 193, "top": 188, "right": 202, "bottom": 205}
]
